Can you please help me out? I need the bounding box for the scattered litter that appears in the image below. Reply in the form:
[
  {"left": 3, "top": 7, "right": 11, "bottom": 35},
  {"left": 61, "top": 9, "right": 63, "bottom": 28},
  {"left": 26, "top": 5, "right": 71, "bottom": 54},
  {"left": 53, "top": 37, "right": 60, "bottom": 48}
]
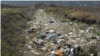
[
  {"left": 28, "top": 45, "right": 32, "bottom": 49},
  {"left": 70, "top": 22, "right": 73, "bottom": 25},
  {"left": 47, "top": 35, "right": 52, "bottom": 39},
  {"left": 80, "top": 30, "right": 85, "bottom": 33},
  {"left": 90, "top": 53, "right": 94, "bottom": 56},
  {"left": 96, "top": 36, "right": 100, "bottom": 41},
  {"left": 29, "top": 41, "right": 32, "bottom": 44},
  {"left": 49, "top": 21, "right": 53, "bottom": 23},
  {"left": 31, "top": 50, "right": 39, "bottom": 55},
  {"left": 49, "top": 30, "right": 55, "bottom": 33},
  {"left": 24, "top": 9, "right": 99, "bottom": 56},
  {"left": 28, "top": 30, "right": 35, "bottom": 33},
  {"left": 38, "top": 33, "right": 43, "bottom": 37},
  {"left": 69, "top": 32, "right": 73, "bottom": 35},
  {"left": 50, "top": 43, "right": 54, "bottom": 46},
  {"left": 57, "top": 33, "right": 61, "bottom": 36},
  {"left": 41, "top": 47, "right": 47, "bottom": 51}
]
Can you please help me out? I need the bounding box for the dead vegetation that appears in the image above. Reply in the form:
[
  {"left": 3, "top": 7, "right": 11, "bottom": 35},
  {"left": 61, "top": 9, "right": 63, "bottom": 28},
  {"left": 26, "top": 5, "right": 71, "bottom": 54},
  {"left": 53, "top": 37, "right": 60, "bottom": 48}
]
[
  {"left": 34, "top": 4, "right": 46, "bottom": 9},
  {"left": 44, "top": 6, "right": 100, "bottom": 25}
]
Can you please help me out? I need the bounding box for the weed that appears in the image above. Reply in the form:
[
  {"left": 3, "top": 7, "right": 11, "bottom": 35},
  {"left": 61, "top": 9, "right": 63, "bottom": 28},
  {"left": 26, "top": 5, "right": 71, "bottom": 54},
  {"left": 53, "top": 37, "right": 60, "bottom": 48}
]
[{"left": 96, "top": 32, "right": 100, "bottom": 36}]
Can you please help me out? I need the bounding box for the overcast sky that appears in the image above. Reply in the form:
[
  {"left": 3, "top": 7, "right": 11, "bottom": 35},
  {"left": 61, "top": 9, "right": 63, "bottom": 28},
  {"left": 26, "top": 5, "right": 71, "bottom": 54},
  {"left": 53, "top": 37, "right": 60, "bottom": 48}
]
[{"left": 0, "top": 0, "right": 100, "bottom": 5}]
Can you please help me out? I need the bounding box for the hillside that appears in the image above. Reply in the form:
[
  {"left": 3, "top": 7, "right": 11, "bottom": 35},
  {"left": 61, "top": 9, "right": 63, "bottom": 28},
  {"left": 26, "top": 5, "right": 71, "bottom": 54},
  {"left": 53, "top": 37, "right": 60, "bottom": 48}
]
[{"left": 1, "top": 6, "right": 35, "bottom": 56}]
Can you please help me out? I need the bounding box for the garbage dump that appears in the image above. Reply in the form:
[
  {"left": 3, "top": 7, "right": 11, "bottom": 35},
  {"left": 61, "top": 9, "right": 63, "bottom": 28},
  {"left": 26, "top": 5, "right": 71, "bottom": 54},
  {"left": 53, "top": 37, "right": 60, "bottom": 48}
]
[{"left": 23, "top": 9, "right": 100, "bottom": 56}]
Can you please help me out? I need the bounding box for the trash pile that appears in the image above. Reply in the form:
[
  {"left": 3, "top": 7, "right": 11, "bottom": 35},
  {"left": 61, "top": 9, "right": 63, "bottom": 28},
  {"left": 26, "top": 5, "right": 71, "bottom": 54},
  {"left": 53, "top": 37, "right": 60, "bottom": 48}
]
[
  {"left": 26, "top": 27, "right": 81, "bottom": 56},
  {"left": 23, "top": 9, "right": 100, "bottom": 56}
]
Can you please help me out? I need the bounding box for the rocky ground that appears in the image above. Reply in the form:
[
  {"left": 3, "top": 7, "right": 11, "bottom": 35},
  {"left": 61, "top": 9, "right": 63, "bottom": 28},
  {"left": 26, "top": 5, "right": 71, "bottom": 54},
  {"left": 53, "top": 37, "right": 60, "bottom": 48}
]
[{"left": 21, "top": 9, "right": 100, "bottom": 56}]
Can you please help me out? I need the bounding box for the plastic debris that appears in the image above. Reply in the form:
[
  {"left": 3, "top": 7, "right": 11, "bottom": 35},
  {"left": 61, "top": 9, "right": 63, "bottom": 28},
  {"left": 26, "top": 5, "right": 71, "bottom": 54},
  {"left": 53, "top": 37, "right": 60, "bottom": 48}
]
[
  {"left": 69, "top": 32, "right": 73, "bottom": 35},
  {"left": 28, "top": 45, "right": 32, "bottom": 49}
]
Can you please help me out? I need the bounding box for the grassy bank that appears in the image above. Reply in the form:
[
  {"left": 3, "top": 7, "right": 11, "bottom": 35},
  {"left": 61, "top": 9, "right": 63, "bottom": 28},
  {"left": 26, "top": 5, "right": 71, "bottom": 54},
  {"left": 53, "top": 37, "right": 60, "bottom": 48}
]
[
  {"left": 1, "top": 8, "right": 20, "bottom": 13},
  {"left": 1, "top": 7, "right": 32, "bottom": 56}
]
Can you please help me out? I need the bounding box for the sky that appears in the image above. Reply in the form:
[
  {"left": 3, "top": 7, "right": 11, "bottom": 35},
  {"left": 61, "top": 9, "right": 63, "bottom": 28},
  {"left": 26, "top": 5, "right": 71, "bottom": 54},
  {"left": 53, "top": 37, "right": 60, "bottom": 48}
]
[
  {"left": 0, "top": 0, "right": 100, "bottom": 6},
  {"left": 0, "top": 0, "right": 40, "bottom": 4}
]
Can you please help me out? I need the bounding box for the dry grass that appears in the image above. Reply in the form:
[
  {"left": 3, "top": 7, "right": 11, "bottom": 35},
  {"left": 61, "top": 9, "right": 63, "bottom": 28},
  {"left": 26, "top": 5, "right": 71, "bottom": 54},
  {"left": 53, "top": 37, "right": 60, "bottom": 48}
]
[
  {"left": 46, "top": 7, "right": 58, "bottom": 12},
  {"left": 45, "top": 6, "right": 100, "bottom": 25}
]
